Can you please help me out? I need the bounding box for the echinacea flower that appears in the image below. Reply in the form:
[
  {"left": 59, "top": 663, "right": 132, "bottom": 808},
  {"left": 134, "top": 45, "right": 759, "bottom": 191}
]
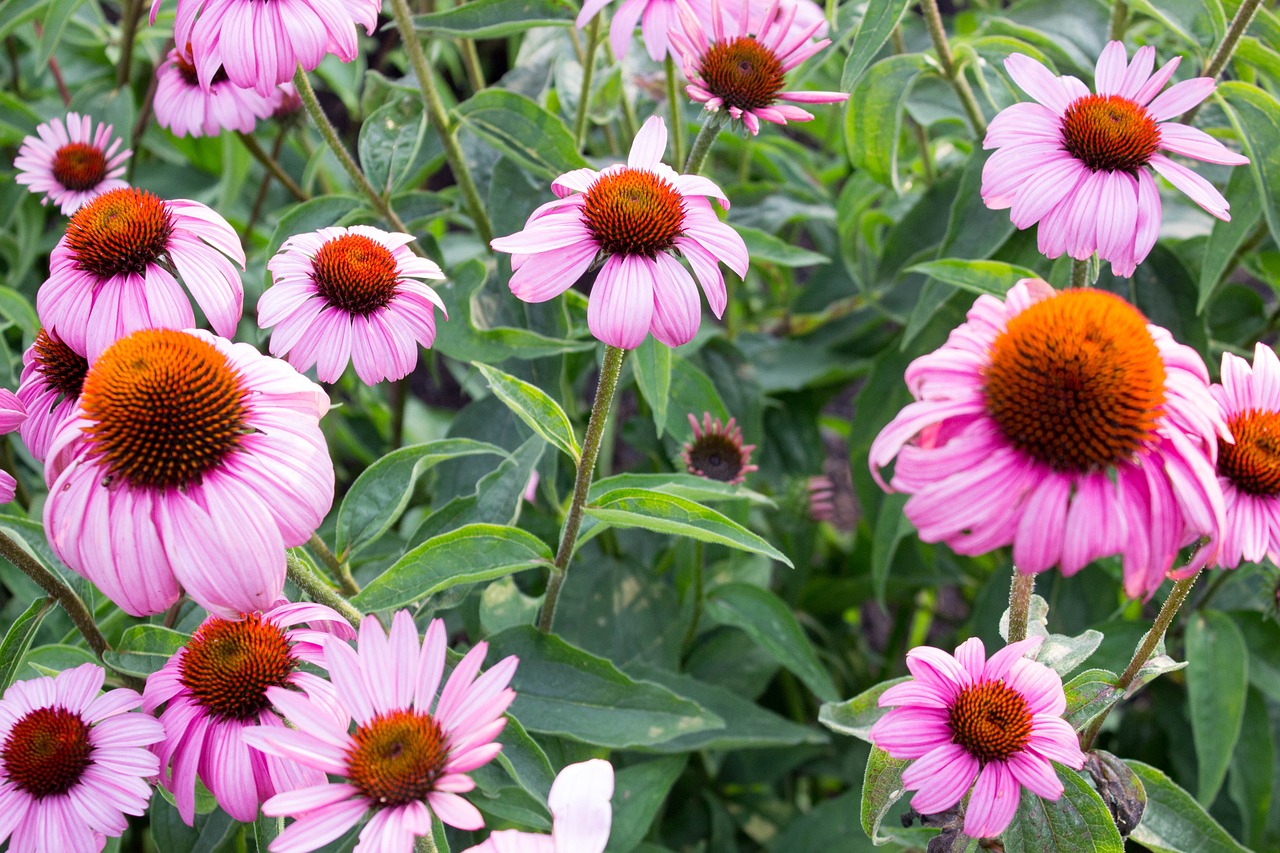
[
  {"left": 682, "top": 412, "right": 757, "bottom": 484},
  {"left": 242, "top": 611, "right": 518, "bottom": 852},
  {"left": 870, "top": 636, "right": 1085, "bottom": 839},
  {"left": 38, "top": 186, "right": 245, "bottom": 359},
  {"left": 143, "top": 602, "right": 356, "bottom": 824},
  {"left": 260, "top": 225, "right": 447, "bottom": 385},
  {"left": 44, "top": 328, "right": 335, "bottom": 617},
  {"left": 15, "top": 330, "right": 88, "bottom": 463},
  {"left": 577, "top": 0, "right": 684, "bottom": 63},
  {"left": 13, "top": 112, "right": 130, "bottom": 215},
  {"left": 673, "top": 0, "right": 847, "bottom": 135},
  {"left": 154, "top": 44, "right": 279, "bottom": 137},
  {"left": 462, "top": 760, "right": 615, "bottom": 853},
  {"left": 0, "top": 663, "right": 163, "bottom": 853},
  {"left": 869, "top": 279, "right": 1228, "bottom": 598},
  {"left": 491, "top": 116, "right": 747, "bottom": 350},
  {"left": 983, "top": 41, "right": 1249, "bottom": 277},
  {"left": 807, "top": 474, "right": 835, "bottom": 522},
  {"left": 0, "top": 391, "right": 25, "bottom": 504}
]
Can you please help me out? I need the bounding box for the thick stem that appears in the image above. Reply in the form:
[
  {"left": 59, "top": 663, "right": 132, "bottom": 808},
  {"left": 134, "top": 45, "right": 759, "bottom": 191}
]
[
  {"left": 1108, "top": 0, "right": 1129, "bottom": 41},
  {"left": 286, "top": 551, "right": 364, "bottom": 629},
  {"left": 115, "top": 0, "right": 143, "bottom": 87},
  {"left": 307, "top": 533, "right": 359, "bottom": 596},
  {"left": 538, "top": 345, "right": 627, "bottom": 633},
  {"left": 920, "top": 0, "right": 987, "bottom": 136},
  {"left": 1070, "top": 256, "right": 1090, "bottom": 289},
  {"left": 574, "top": 16, "right": 602, "bottom": 150},
  {"left": 0, "top": 530, "right": 109, "bottom": 660},
  {"left": 237, "top": 131, "right": 309, "bottom": 202},
  {"left": 683, "top": 114, "right": 725, "bottom": 175},
  {"left": 665, "top": 54, "right": 685, "bottom": 169},
  {"left": 1006, "top": 570, "right": 1035, "bottom": 643}
]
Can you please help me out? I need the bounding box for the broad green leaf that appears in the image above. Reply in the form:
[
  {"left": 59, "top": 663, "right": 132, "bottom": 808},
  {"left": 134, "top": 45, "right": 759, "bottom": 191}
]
[
  {"left": 476, "top": 364, "right": 580, "bottom": 463},
  {"left": 267, "top": 196, "right": 362, "bottom": 261},
  {"left": 819, "top": 677, "right": 909, "bottom": 743},
  {"left": 1228, "top": 687, "right": 1272, "bottom": 848},
  {"left": 908, "top": 259, "right": 1040, "bottom": 298},
  {"left": 1219, "top": 82, "right": 1280, "bottom": 250},
  {"left": 736, "top": 225, "right": 829, "bottom": 267},
  {"left": 841, "top": 0, "right": 914, "bottom": 90},
  {"left": 632, "top": 336, "right": 672, "bottom": 436},
  {"left": 1062, "top": 668, "right": 1121, "bottom": 733},
  {"left": 252, "top": 816, "right": 282, "bottom": 852},
  {"left": 1127, "top": 0, "right": 1224, "bottom": 50},
  {"left": 870, "top": 493, "right": 910, "bottom": 606},
  {"left": 351, "top": 524, "right": 553, "bottom": 612},
  {"left": 493, "top": 714, "right": 556, "bottom": 801},
  {"left": 1186, "top": 610, "right": 1248, "bottom": 804},
  {"left": 358, "top": 96, "right": 428, "bottom": 196},
  {"left": 1037, "top": 628, "right": 1104, "bottom": 677},
  {"left": 607, "top": 757, "right": 688, "bottom": 853},
  {"left": 413, "top": 0, "right": 575, "bottom": 36},
  {"left": 587, "top": 473, "right": 773, "bottom": 507},
  {"left": 411, "top": 437, "right": 545, "bottom": 542},
  {"left": 455, "top": 90, "right": 588, "bottom": 180},
  {"left": 845, "top": 53, "right": 927, "bottom": 191},
  {"left": 0, "top": 286, "right": 40, "bottom": 339},
  {"left": 36, "top": 0, "right": 84, "bottom": 67},
  {"left": 0, "top": 597, "right": 49, "bottom": 692},
  {"left": 860, "top": 746, "right": 909, "bottom": 845},
  {"left": 23, "top": 644, "right": 98, "bottom": 679},
  {"left": 1198, "top": 166, "right": 1262, "bottom": 311},
  {"left": 102, "top": 626, "right": 188, "bottom": 678},
  {"left": 1001, "top": 764, "right": 1124, "bottom": 852},
  {"left": 1127, "top": 760, "right": 1250, "bottom": 853}
]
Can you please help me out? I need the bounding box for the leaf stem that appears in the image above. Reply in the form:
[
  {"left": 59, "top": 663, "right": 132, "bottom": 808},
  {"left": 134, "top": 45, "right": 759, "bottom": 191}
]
[
  {"left": 1108, "top": 0, "right": 1128, "bottom": 41},
  {"left": 665, "top": 54, "right": 685, "bottom": 168},
  {"left": 0, "top": 530, "right": 109, "bottom": 660},
  {"left": 920, "top": 0, "right": 987, "bottom": 136},
  {"left": 683, "top": 113, "right": 725, "bottom": 175},
  {"left": 574, "top": 16, "right": 602, "bottom": 150},
  {"left": 115, "top": 0, "right": 143, "bottom": 88},
  {"left": 1006, "top": 570, "right": 1035, "bottom": 643},
  {"left": 237, "top": 131, "right": 309, "bottom": 202},
  {"left": 286, "top": 551, "right": 364, "bottom": 629},
  {"left": 307, "top": 533, "right": 359, "bottom": 596},
  {"left": 1070, "top": 256, "right": 1090, "bottom": 289}
]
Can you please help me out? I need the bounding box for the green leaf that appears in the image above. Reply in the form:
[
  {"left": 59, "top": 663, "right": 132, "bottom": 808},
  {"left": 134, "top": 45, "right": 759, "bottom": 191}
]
[
  {"left": 455, "top": 90, "right": 589, "bottom": 181},
  {"left": 735, "top": 225, "right": 830, "bottom": 267},
  {"left": 36, "top": 0, "right": 84, "bottom": 67},
  {"left": 267, "top": 196, "right": 362, "bottom": 261},
  {"left": 1128, "top": 651, "right": 1187, "bottom": 696},
  {"left": 845, "top": 53, "right": 926, "bottom": 191},
  {"left": 476, "top": 364, "right": 580, "bottom": 463},
  {"left": 102, "top": 625, "right": 188, "bottom": 678},
  {"left": 632, "top": 336, "right": 672, "bottom": 436},
  {"left": 1037, "top": 628, "right": 1104, "bottom": 677},
  {"left": 0, "top": 286, "right": 40, "bottom": 339},
  {"left": 1228, "top": 687, "right": 1272, "bottom": 848},
  {"left": 1062, "top": 668, "right": 1121, "bottom": 733},
  {"left": 607, "top": 757, "right": 688, "bottom": 853},
  {"left": 351, "top": 524, "right": 553, "bottom": 612},
  {"left": 841, "top": 0, "right": 914, "bottom": 90},
  {"left": 819, "top": 677, "right": 909, "bottom": 743},
  {"left": 907, "top": 259, "right": 1040, "bottom": 298},
  {"left": 413, "top": 0, "right": 575, "bottom": 36},
  {"left": 358, "top": 96, "right": 428, "bottom": 196},
  {"left": 1126, "top": 760, "right": 1251, "bottom": 853},
  {"left": 1126, "top": 0, "right": 1224, "bottom": 50},
  {"left": 1219, "top": 82, "right": 1280, "bottom": 250},
  {"left": 1186, "top": 610, "right": 1248, "bottom": 804},
  {"left": 1198, "top": 166, "right": 1262, "bottom": 311},
  {"left": 0, "top": 597, "right": 49, "bottom": 692},
  {"left": 870, "top": 493, "right": 910, "bottom": 606},
  {"left": 587, "top": 472, "right": 773, "bottom": 507},
  {"left": 411, "top": 436, "right": 545, "bottom": 542},
  {"left": 860, "top": 746, "right": 909, "bottom": 845},
  {"left": 1001, "top": 764, "right": 1124, "bottom": 852}
]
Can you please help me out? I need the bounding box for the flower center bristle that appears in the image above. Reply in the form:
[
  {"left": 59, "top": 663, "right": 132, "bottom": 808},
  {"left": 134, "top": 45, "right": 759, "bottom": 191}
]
[
  {"left": 346, "top": 710, "right": 449, "bottom": 808},
  {"left": 33, "top": 330, "right": 89, "bottom": 401},
  {"left": 311, "top": 234, "right": 400, "bottom": 315},
  {"left": 983, "top": 290, "right": 1165, "bottom": 473},
  {"left": 178, "top": 613, "right": 297, "bottom": 721},
  {"left": 699, "top": 36, "right": 786, "bottom": 112},
  {"left": 947, "top": 679, "right": 1033, "bottom": 763},
  {"left": 64, "top": 187, "right": 173, "bottom": 280},
  {"left": 1061, "top": 94, "right": 1161, "bottom": 173},
  {"left": 688, "top": 432, "right": 745, "bottom": 482},
  {"left": 80, "top": 329, "right": 250, "bottom": 490},
  {"left": 582, "top": 169, "right": 685, "bottom": 257},
  {"left": 1219, "top": 410, "right": 1280, "bottom": 496},
  {"left": 2, "top": 706, "right": 93, "bottom": 799},
  {"left": 51, "top": 143, "right": 108, "bottom": 192}
]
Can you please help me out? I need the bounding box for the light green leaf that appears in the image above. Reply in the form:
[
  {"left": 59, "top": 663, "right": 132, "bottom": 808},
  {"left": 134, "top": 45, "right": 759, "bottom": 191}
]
[
  {"left": 860, "top": 746, "right": 909, "bottom": 845},
  {"left": 1186, "top": 610, "right": 1248, "bottom": 804},
  {"left": 1127, "top": 760, "right": 1251, "bottom": 853},
  {"left": 1126, "top": 0, "right": 1224, "bottom": 50},
  {"left": 102, "top": 625, "right": 188, "bottom": 678},
  {"left": 632, "top": 336, "right": 672, "bottom": 436},
  {"left": 1219, "top": 82, "right": 1280, "bottom": 250},
  {"left": 908, "top": 258, "right": 1040, "bottom": 297},
  {"left": 455, "top": 90, "right": 589, "bottom": 180},
  {"left": 476, "top": 364, "right": 580, "bottom": 463},
  {"left": 841, "top": 0, "right": 914, "bottom": 90},
  {"left": 1002, "top": 764, "right": 1124, "bottom": 852},
  {"left": 845, "top": 53, "right": 927, "bottom": 191},
  {"left": 819, "top": 677, "right": 909, "bottom": 743},
  {"left": 413, "top": 0, "right": 576, "bottom": 36},
  {"left": 1198, "top": 166, "right": 1262, "bottom": 311},
  {"left": 0, "top": 597, "right": 49, "bottom": 692}
]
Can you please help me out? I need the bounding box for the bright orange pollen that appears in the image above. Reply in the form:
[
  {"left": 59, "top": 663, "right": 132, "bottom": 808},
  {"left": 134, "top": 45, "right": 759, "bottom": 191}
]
[
  {"left": 699, "top": 36, "right": 786, "bottom": 112},
  {"left": 51, "top": 143, "right": 108, "bottom": 192},
  {"left": 983, "top": 290, "right": 1165, "bottom": 473},
  {"left": 80, "top": 329, "right": 250, "bottom": 490},
  {"left": 1061, "top": 94, "right": 1161, "bottom": 173},
  {"left": 346, "top": 709, "right": 449, "bottom": 808},
  {"left": 64, "top": 187, "right": 173, "bottom": 280},
  {"left": 311, "top": 234, "right": 400, "bottom": 315},
  {"left": 1219, "top": 410, "right": 1280, "bottom": 496},
  {"left": 948, "top": 680, "right": 1033, "bottom": 763},
  {"left": 2, "top": 707, "right": 93, "bottom": 799},
  {"left": 582, "top": 169, "right": 685, "bottom": 257},
  {"left": 179, "top": 613, "right": 297, "bottom": 721},
  {"left": 33, "top": 330, "right": 89, "bottom": 401}
]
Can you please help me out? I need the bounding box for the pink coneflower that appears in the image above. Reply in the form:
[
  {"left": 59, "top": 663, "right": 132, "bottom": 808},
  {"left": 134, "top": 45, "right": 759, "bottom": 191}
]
[
  {"left": 0, "top": 390, "right": 26, "bottom": 505},
  {"left": 871, "top": 636, "right": 1085, "bottom": 838},
  {"left": 38, "top": 186, "right": 245, "bottom": 359},
  {"left": 869, "top": 279, "right": 1228, "bottom": 599},
  {"left": 682, "top": 412, "right": 757, "bottom": 484},
  {"left": 154, "top": 44, "right": 279, "bottom": 137},
  {"left": 462, "top": 760, "right": 615, "bottom": 853},
  {"left": 577, "top": 0, "right": 683, "bottom": 63},
  {"left": 13, "top": 112, "right": 130, "bottom": 216},
  {"left": 673, "top": 0, "right": 847, "bottom": 135},
  {"left": 807, "top": 474, "right": 835, "bottom": 522},
  {"left": 983, "top": 41, "right": 1249, "bottom": 277},
  {"left": 490, "top": 116, "right": 747, "bottom": 350},
  {"left": 0, "top": 663, "right": 163, "bottom": 852},
  {"left": 15, "top": 330, "right": 88, "bottom": 463},
  {"left": 144, "top": 602, "right": 355, "bottom": 824},
  {"left": 242, "top": 611, "right": 518, "bottom": 851},
  {"left": 260, "top": 225, "right": 447, "bottom": 385},
  {"left": 43, "top": 328, "right": 335, "bottom": 617}
]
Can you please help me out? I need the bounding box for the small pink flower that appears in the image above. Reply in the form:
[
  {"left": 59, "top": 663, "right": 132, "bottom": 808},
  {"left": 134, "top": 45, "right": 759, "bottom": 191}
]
[
  {"left": 871, "top": 637, "right": 1085, "bottom": 839},
  {"left": 462, "top": 760, "right": 615, "bottom": 853},
  {"left": 0, "top": 663, "right": 163, "bottom": 853},
  {"left": 154, "top": 44, "right": 279, "bottom": 137},
  {"left": 243, "top": 611, "right": 518, "bottom": 851},
  {"left": 15, "top": 330, "right": 87, "bottom": 463},
  {"left": 672, "top": 0, "right": 847, "bottom": 135},
  {"left": 38, "top": 186, "right": 245, "bottom": 359},
  {"left": 260, "top": 225, "right": 447, "bottom": 385},
  {"left": 13, "top": 112, "right": 130, "bottom": 215},
  {"left": 0, "top": 390, "right": 25, "bottom": 505},
  {"left": 983, "top": 41, "right": 1249, "bottom": 277},
  {"left": 682, "top": 412, "right": 757, "bottom": 484},
  {"left": 491, "top": 116, "right": 747, "bottom": 350}
]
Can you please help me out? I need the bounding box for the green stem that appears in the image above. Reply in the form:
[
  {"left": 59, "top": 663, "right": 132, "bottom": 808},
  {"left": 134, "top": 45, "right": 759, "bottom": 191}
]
[
  {"left": 458, "top": 38, "right": 485, "bottom": 92},
  {"left": 413, "top": 826, "right": 439, "bottom": 853},
  {"left": 115, "top": 0, "right": 143, "bottom": 88},
  {"left": 286, "top": 551, "right": 364, "bottom": 629},
  {"left": 1108, "top": 0, "right": 1129, "bottom": 41},
  {"left": 892, "top": 27, "right": 934, "bottom": 186},
  {"left": 246, "top": 127, "right": 291, "bottom": 238},
  {"left": 1203, "top": 0, "right": 1262, "bottom": 79},
  {"left": 237, "top": 131, "right": 309, "bottom": 202},
  {"left": 665, "top": 54, "right": 685, "bottom": 169},
  {"left": 920, "top": 0, "right": 987, "bottom": 136},
  {"left": 307, "top": 533, "right": 359, "bottom": 596},
  {"left": 574, "top": 16, "right": 602, "bottom": 150},
  {"left": 538, "top": 345, "right": 627, "bottom": 633},
  {"left": 1006, "top": 570, "right": 1035, "bottom": 643},
  {"left": 681, "top": 540, "right": 705, "bottom": 651},
  {"left": 1070, "top": 256, "right": 1090, "bottom": 289},
  {"left": 0, "top": 530, "right": 110, "bottom": 661},
  {"left": 683, "top": 114, "right": 725, "bottom": 175}
]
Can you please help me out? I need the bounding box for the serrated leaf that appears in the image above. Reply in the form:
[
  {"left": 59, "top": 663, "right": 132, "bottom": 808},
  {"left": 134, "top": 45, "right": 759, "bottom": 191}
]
[
  {"left": 1126, "top": 760, "right": 1250, "bottom": 853},
  {"left": 476, "top": 364, "right": 580, "bottom": 463},
  {"left": 632, "top": 336, "right": 672, "bottom": 436},
  {"left": 841, "top": 0, "right": 914, "bottom": 90},
  {"left": 1001, "top": 764, "right": 1124, "bottom": 852},
  {"left": 1186, "top": 610, "right": 1248, "bottom": 804},
  {"left": 413, "top": 0, "right": 576, "bottom": 37},
  {"left": 819, "top": 677, "right": 909, "bottom": 743},
  {"left": 845, "top": 53, "right": 926, "bottom": 191},
  {"left": 455, "top": 90, "right": 589, "bottom": 180},
  {"left": 0, "top": 597, "right": 49, "bottom": 692}
]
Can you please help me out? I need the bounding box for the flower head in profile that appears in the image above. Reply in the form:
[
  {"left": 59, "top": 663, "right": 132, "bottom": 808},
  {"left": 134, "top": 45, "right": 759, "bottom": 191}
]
[
  {"left": 672, "top": 0, "right": 847, "bottom": 135},
  {"left": 0, "top": 390, "right": 26, "bottom": 505},
  {"left": 15, "top": 330, "right": 87, "bottom": 463},
  {"left": 260, "top": 225, "right": 447, "bottom": 385},
  {"left": 154, "top": 44, "right": 279, "bottom": 137},
  {"left": 463, "top": 760, "right": 615, "bottom": 853},
  {"left": 143, "top": 601, "right": 356, "bottom": 825},
  {"left": 983, "top": 41, "right": 1249, "bottom": 277},
  {"left": 807, "top": 474, "right": 835, "bottom": 523},
  {"left": 44, "top": 328, "right": 335, "bottom": 617},
  {"left": 14, "top": 112, "right": 130, "bottom": 215},
  {"left": 491, "top": 116, "right": 747, "bottom": 350},
  {"left": 871, "top": 637, "right": 1084, "bottom": 838},
  {"left": 38, "top": 186, "right": 245, "bottom": 359},
  {"left": 0, "top": 663, "right": 163, "bottom": 853},
  {"left": 870, "top": 279, "right": 1228, "bottom": 599},
  {"left": 682, "top": 412, "right": 757, "bottom": 484},
  {"left": 243, "top": 611, "right": 518, "bottom": 852}
]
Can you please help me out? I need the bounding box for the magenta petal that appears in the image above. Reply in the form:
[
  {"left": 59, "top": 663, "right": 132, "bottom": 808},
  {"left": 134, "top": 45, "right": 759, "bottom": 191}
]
[
  {"left": 587, "top": 254, "right": 654, "bottom": 349},
  {"left": 961, "top": 761, "right": 1020, "bottom": 838},
  {"left": 903, "top": 743, "right": 979, "bottom": 814},
  {"left": 1005, "top": 751, "right": 1064, "bottom": 800}
]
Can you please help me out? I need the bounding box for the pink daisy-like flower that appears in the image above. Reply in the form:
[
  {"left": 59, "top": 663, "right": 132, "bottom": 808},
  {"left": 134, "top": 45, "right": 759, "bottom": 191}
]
[
  {"left": 144, "top": 602, "right": 356, "bottom": 825},
  {"left": 870, "top": 636, "right": 1085, "bottom": 839},
  {"left": 982, "top": 41, "right": 1249, "bottom": 277},
  {"left": 682, "top": 412, "right": 757, "bottom": 484},
  {"left": 577, "top": 0, "right": 683, "bottom": 63},
  {"left": 672, "top": 0, "right": 847, "bottom": 135},
  {"left": 38, "top": 186, "right": 245, "bottom": 359},
  {"left": 44, "top": 327, "right": 335, "bottom": 617},
  {"left": 13, "top": 112, "right": 130, "bottom": 215},
  {"left": 0, "top": 663, "right": 163, "bottom": 853},
  {"left": 869, "top": 279, "right": 1228, "bottom": 599},
  {"left": 242, "top": 611, "right": 519, "bottom": 852},
  {"left": 462, "top": 759, "right": 615, "bottom": 853},
  {"left": 260, "top": 225, "right": 447, "bottom": 385},
  {"left": 15, "top": 330, "right": 88, "bottom": 463},
  {"left": 490, "top": 116, "right": 747, "bottom": 350},
  {"left": 0, "top": 390, "right": 26, "bottom": 505},
  {"left": 154, "top": 44, "right": 279, "bottom": 138}
]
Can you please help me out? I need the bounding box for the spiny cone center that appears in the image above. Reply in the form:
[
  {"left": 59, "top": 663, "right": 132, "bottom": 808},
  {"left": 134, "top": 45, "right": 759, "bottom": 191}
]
[
  {"left": 33, "top": 330, "right": 89, "bottom": 401},
  {"left": 346, "top": 710, "right": 449, "bottom": 807},
  {"left": 700, "top": 36, "right": 787, "bottom": 112},
  {"left": 51, "top": 143, "right": 108, "bottom": 192},
  {"left": 1219, "top": 410, "right": 1280, "bottom": 496},
  {"left": 1061, "top": 94, "right": 1161, "bottom": 173},
  {"left": 2, "top": 707, "right": 93, "bottom": 799},
  {"left": 311, "top": 234, "right": 400, "bottom": 315},
  {"left": 178, "top": 613, "right": 297, "bottom": 721},
  {"left": 687, "top": 432, "right": 746, "bottom": 482},
  {"left": 582, "top": 168, "right": 685, "bottom": 257},
  {"left": 64, "top": 187, "right": 173, "bottom": 279},
  {"left": 983, "top": 290, "right": 1166, "bottom": 472},
  {"left": 948, "top": 680, "right": 1033, "bottom": 763},
  {"left": 81, "top": 329, "right": 250, "bottom": 490}
]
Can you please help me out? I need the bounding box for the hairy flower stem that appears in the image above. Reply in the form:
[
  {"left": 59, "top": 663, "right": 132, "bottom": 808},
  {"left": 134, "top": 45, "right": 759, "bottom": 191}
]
[
  {"left": 237, "top": 132, "right": 309, "bottom": 202},
  {"left": 115, "top": 0, "right": 143, "bottom": 88},
  {"left": 1071, "top": 257, "right": 1090, "bottom": 289},
  {"left": 1108, "top": 1, "right": 1129, "bottom": 41},
  {"left": 307, "top": 533, "right": 359, "bottom": 596},
  {"left": 1006, "top": 570, "right": 1035, "bottom": 643},
  {"left": 286, "top": 551, "right": 364, "bottom": 629},
  {"left": 1184, "top": 0, "right": 1262, "bottom": 123},
  {"left": 539, "top": 345, "right": 627, "bottom": 633},
  {"left": 574, "top": 17, "right": 602, "bottom": 150},
  {"left": 920, "top": 0, "right": 987, "bottom": 137},
  {"left": 684, "top": 114, "right": 726, "bottom": 175},
  {"left": 666, "top": 54, "right": 685, "bottom": 168},
  {"left": 0, "top": 530, "right": 109, "bottom": 661}
]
